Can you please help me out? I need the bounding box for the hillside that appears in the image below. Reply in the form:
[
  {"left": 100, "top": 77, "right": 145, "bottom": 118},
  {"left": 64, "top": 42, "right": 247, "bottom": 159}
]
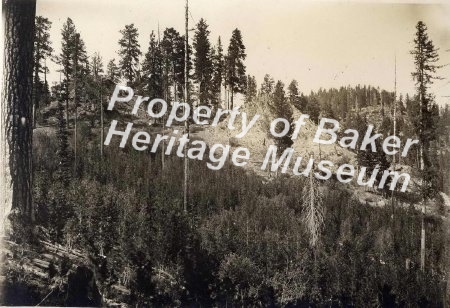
[{"left": 39, "top": 93, "right": 445, "bottom": 216}]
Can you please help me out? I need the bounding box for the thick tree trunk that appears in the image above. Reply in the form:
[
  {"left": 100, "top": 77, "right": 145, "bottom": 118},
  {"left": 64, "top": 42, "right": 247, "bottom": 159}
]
[{"left": 1, "top": 0, "right": 36, "bottom": 235}]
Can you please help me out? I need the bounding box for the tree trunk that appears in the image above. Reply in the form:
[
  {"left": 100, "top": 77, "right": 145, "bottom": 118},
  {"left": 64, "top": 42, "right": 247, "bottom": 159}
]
[
  {"left": 230, "top": 89, "right": 234, "bottom": 110},
  {"left": 1, "top": 0, "right": 36, "bottom": 236},
  {"left": 99, "top": 77, "right": 104, "bottom": 157},
  {"left": 33, "top": 62, "right": 40, "bottom": 129},
  {"left": 183, "top": 0, "right": 189, "bottom": 213}
]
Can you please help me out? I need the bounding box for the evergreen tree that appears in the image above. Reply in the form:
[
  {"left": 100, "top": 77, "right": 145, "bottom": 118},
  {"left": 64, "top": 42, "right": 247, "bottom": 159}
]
[
  {"left": 211, "top": 37, "right": 224, "bottom": 108},
  {"left": 50, "top": 101, "right": 73, "bottom": 240},
  {"left": 321, "top": 101, "right": 335, "bottom": 119},
  {"left": 193, "top": 18, "right": 213, "bottom": 105},
  {"left": 260, "top": 74, "right": 274, "bottom": 96},
  {"left": 71, "top": 32, "right": 89, "bottom": 176},
  {"left": 357, "top": 127, "right": 390, "bottom": 190},
  {"left": 107, "top": 58, "right": 120, "bottom": 83},
  {"left": 336, "top": 86, "right": 348, "bottom": 120},
  {"left": 33, "top": 16, "right": 53, "bottom": 127},
  {"left": 225, "top": 29, "right": 246, "bottom": 109},
  {"left": 91, "top": 52, "right": 104, "bottom": 79},
  {"left": 411, "top": 22, "right": 442, "bottom": 272},
  {"left": 161, "top": 28, "right": 191, "bottom": 101},
  {"left": 271, "top": 81, "right": 293, "bottom": 151},
  {"left": 305, "top": 96, "right": 321, "bottom": 124},
  {"left": 118, "top": 24, "right": 142, "bottom": 85},
  {"left": 58, "top": 17, "right": 77, "bottom": 126},
  {"left": 287, "top": 80, "right": 300, "bottom": 109},
  {"left": 410, "top": 21, "right": 441, "bottom": 198},
  {"left": 244, "top": 75, "right": 257, "bottom": 104},
  {"left": 161, "top": 28, "right": 179, "bottom": 101},
  {"left": 142, "top": 31, "right": 164, "bottom": 99},
  {"left": 56, "top": 19, "right": 89, "bottom": 128},
  {"left": 72, "top": 32, "right": 89, "bottom": 97},
  {"left": 55, "top": 102, "right": 72, "bottom": 187}
]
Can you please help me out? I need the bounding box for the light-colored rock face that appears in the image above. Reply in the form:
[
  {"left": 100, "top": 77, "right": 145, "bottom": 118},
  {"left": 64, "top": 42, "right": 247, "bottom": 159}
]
[{"left": 197, "top": 98, "right": 356, "bottom": 177}]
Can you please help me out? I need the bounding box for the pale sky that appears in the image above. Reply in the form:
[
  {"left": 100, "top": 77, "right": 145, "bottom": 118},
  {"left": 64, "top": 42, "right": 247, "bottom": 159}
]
[{"left": 37, "top": 0, "right": 450, "bottom": 106}]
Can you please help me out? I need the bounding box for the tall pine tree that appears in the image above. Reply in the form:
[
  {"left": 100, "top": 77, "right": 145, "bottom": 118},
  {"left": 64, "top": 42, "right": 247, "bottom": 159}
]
[
  {"left": 58, "top": 18, "right": 76, "bottom": 127},
  {"left": 271, "top": 81, "right": 293, "bottom": 151},
  {"left": 193, "top": 19, "right": 213, "bottom": 106},
  {"left": 106, "top": 59, "right": 119, "bottom": 83},
  {"left": 142, "top": 31, "right": 164, "bottom": 99},
  {"left": 33, "top": 16, "right": 53, "bottom": 127},
  {"left": 287, "top": 80, "right": 300, "bottom": 109},
  {"left": 260, "top": 74, "right": 274, "bottom": 96},
  {"left": 411, "top": 21, "right": 441, "bottom": 198},
  {"left": 91, "top": 52, "right": 104, "bottom": 79},
  {"left": 410, "top": 21, "right": 442, "bottom": 272},
  {"left": 225, "top": 29, "right": 246, "bottom": 109},
  {"left": 211, "top": 37, "right": 224, "bottom": 108},
  {"left": 161, "top": 28, "right": 190, "bottom": 101},
  {"left": 118, "top": 24, "right": 142, "bottom": 85}
]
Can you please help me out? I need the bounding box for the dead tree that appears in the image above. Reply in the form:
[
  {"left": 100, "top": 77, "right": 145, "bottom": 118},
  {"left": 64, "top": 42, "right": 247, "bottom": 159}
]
[{"left": 302, "top": 154, "right": 324, "bottom": 247}]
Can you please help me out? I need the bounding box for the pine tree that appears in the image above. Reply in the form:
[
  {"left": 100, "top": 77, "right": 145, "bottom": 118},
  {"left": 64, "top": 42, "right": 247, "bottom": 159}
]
[
  {"left": 33, "top": 16, "right": 53, "bottom": 127},
  {"left": 55, "top": 102, "right": 72, "bottom": 187},
  {"left": 58, "top": 18, "right": 76, "bottom": 127},
  {"left": 411, "top": 21, "right": 441, "bottom": 198},
  {"left": 287, "top": 80, "right": 300, "bottom": 109},
  {"left": 91, "top": 52, "right": 104, "bottom": 79},
  {"left": 161, "top": 28, "right": 190, "bottom": 101},
  {"left": 106, "top": 59, "right": 119, "bottom": 83},
  {"left": 71, "top": 32, "right": 89, "bottom": 175},
  {"left": 305, "top": 96, "right": 321, "bottom": 124},
  {"left": 410, "top": 21, "right": 442, "bottom": 272},
  {"left": 260, "top": 74, "right": 274, "bottom": 96},
  {"left": 225, "top": 28, "right": 246, "bottom": 109},
  {"left": 71, "top": 32, "right": 89, "bottom": 98},
  {"left": 244, "top": 75, "right": 257, "bottom": 104},
  {"left": 142, "top": 31, "right": 163, "bottom": 99},
  {"left": 321, "top": 101, "right": 335, "bottom": 119},
  {"left": 271, "top": 81, "right": 293, "bottom": 152},
  {"left": 193, "top": 18, "right": 213, "bottom": 105},
  {"left": 73, "top": 33, "right": 89, "bottom": 75},
  {"left": 118, "top": 24, "right": 142, "bottom": 85},
  {"left": 211, "top": 37, "right": 224, "bottom": 108}
]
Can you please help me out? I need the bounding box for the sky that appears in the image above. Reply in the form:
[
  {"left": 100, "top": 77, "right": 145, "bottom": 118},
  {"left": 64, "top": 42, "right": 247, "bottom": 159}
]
[{"left": 37, "top": 0, "right": 450, "bottom": 106}]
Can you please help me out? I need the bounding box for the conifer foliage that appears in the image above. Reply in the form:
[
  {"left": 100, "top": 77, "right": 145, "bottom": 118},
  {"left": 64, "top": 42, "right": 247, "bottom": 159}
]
[
  {"left": 193, "top": 19, "right": 213, "bottom": 106},
  {"left": 142, "top": 31, "right": 164, "bottom": 99},
  {"left": 271, "top": 81, "right": 294, "bottom": 151},
  {"left": 410, "top": 21, "right": 441, "bottom": 198},
  {"left": 225, "top": 29, "right": 246, "bottom": 109},
  {"left": 118, "top": 24, "right": 142, "bottom": 85}
]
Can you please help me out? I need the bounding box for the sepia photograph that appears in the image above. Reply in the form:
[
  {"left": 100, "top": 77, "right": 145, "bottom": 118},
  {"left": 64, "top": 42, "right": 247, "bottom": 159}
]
[{"left": 1, "top": 0, "right": 450, "bottom": 306}]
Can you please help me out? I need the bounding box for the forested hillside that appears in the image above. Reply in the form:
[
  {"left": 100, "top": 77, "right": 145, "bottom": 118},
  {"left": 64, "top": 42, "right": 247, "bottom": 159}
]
[{"left": 2, "top": 6, "right": 450, "bottom": 307}]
